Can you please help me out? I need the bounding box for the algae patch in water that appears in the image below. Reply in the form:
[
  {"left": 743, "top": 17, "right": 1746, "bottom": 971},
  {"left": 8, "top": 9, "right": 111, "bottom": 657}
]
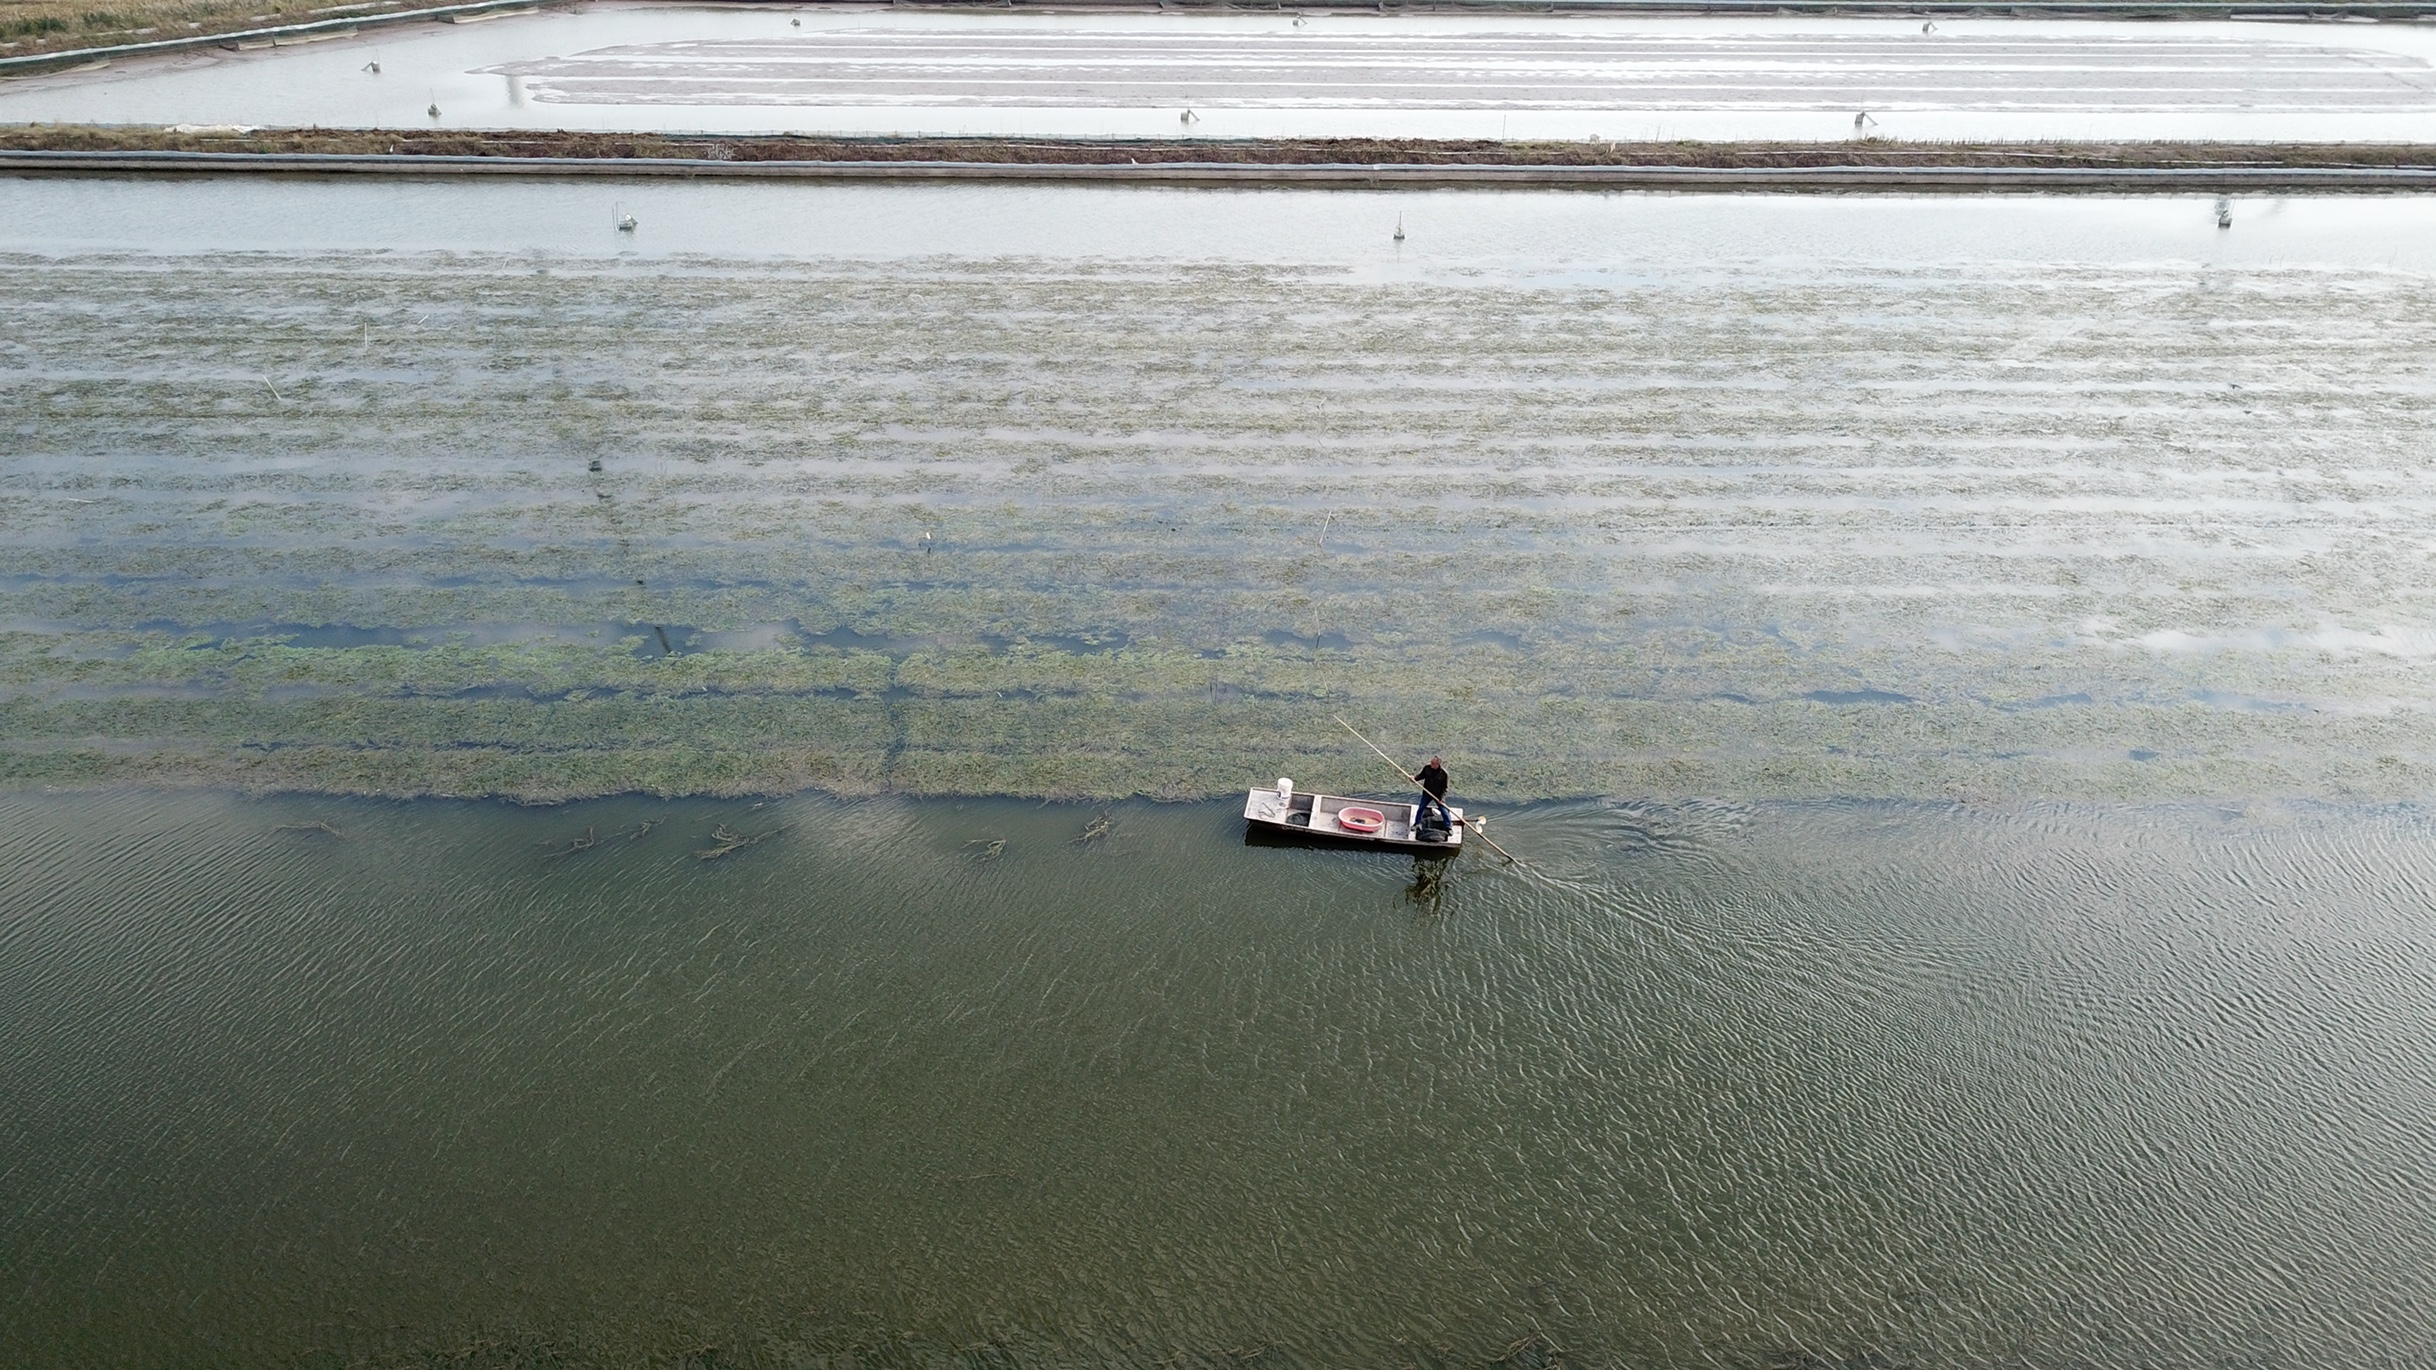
[{"left": 6, "top": 249, "right": 2436, "bottom": 801}]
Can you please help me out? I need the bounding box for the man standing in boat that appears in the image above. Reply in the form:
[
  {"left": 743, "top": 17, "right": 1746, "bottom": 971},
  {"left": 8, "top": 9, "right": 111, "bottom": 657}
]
[{"left": 1413, "top": 755, "right": 1452, "bottom": 834}]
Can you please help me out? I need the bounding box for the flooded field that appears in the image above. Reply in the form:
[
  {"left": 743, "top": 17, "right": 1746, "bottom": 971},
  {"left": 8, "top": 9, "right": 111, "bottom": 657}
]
[
  {"left": 12, "top": 23, "right": 2436, "bottom": 1360},
  {"left": 8, "top": 3, "right": 2436, "bottom": 141},
  {"left": 12, "top": 2, "right": 2436, "bottom": 1361},
  {"left": 9, "top": 180, "right": 2436, "bottom": 803}
]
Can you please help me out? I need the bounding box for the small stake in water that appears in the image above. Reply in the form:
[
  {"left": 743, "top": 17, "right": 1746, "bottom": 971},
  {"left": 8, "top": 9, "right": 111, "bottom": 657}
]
[{"left": 1393, "top": 215, "right": 1404, "bottom": 243}]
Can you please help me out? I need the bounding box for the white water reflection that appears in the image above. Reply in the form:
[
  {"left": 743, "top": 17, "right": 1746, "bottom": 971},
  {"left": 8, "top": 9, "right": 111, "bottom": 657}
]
[
  {"left": 7, "top": 3, "right": 2436, "bottom": 141},
  {"left": 481, "top": 29, "right": 2436, "bottom": 113},
  {"left": 9, "top": 177, "right": 2436, "bottom": 273}
]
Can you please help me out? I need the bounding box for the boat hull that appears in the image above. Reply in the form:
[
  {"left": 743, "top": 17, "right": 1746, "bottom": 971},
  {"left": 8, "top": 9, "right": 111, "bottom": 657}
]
[{"left": 1242, "top": 786, "right": 1462, "bottom": 853}]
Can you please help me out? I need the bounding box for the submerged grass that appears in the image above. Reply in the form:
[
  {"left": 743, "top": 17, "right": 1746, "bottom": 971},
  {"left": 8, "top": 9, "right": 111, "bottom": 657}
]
[{"left": 7, "top": 248, "right": 2436, "bottom": 801}]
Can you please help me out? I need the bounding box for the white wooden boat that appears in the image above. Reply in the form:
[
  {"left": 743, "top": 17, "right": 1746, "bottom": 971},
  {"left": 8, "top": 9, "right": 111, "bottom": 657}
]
[{"left": 1242, "top": 778, "right": 1462, "bottom": 852}]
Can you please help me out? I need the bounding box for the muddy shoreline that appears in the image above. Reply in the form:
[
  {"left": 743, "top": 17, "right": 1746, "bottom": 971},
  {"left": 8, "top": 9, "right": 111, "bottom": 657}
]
[
  {"left": 11, "top": 125, "right": 2436, "bottom": 169},
  {"left": 13, "top": 129, "right": 2436, "bottom": 189}
]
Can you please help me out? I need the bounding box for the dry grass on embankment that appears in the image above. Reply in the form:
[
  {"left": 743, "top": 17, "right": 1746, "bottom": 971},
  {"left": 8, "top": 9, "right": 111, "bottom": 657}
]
[
  {"left": 7, "top": 124, "right": 2436, "bottom": 171},
  {"left": 0, "top": 0, "right": 424, "bottom": 57}
]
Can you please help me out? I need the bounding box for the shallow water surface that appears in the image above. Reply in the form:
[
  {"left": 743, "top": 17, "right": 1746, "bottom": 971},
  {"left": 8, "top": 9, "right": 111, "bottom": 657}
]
[
  {"left": 8, "top": 3, "right": 2436, "bottom": 141},
  {"left": 8, "top": 182, "right": 2436, "bottom": 802},
  {"left": 3, "top": 789, "right": 2435, "bottom": 1366}
]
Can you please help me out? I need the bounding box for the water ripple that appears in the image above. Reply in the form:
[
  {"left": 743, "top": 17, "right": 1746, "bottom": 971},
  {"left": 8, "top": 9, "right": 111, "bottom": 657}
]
[{"left": 4, "top": 791, "right": 2436, "bottom": 1364}]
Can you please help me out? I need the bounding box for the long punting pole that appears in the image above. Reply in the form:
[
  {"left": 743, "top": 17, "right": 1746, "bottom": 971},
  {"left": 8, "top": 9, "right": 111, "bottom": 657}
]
[{"left": 1331, "top": 715, "right": 1520, "bottom": 865}]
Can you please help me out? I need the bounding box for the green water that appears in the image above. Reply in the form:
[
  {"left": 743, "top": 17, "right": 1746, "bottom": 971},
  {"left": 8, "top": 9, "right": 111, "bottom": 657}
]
[{"left": 5, "top": 789, "right": 2435, "bottom": 1366}]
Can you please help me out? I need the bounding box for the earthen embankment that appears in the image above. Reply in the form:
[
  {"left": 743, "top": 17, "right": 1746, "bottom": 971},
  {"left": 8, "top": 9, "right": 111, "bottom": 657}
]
[{"left": 9, "top": 128, "right": 2436, "bottom": 190}]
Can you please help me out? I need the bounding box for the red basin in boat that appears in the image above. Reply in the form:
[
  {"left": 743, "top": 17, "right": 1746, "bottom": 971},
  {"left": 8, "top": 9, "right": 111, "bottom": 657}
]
[{"left": 1336, "top": 806, "right": 1386, "bottom": 835}]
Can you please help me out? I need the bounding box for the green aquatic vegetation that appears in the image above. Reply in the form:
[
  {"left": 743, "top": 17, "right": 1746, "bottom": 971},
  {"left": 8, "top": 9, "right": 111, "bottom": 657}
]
[{"left": 8, "top": 250, "right": 2436, "bottom": 799}]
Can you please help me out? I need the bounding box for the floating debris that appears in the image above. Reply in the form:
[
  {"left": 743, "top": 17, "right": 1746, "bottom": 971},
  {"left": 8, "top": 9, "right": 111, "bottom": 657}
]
[
  {"left": 273, "top": 819, "right": 343, "bottom": 838},
  {"left": 1492, "top": 1329, "right": 1566, "bottom": 1368},
  {"left": 963, "top": 837, "right": 1007, "bottom": 860},
  {"left": 1073, "top": 814, "right": 1113, "bottom": 844},
  {"left": 696, "top": 823, "right": 781, "bottom": 860},
  {"left": 539, "top": 826, "right": 597, "bottom": 862}
]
